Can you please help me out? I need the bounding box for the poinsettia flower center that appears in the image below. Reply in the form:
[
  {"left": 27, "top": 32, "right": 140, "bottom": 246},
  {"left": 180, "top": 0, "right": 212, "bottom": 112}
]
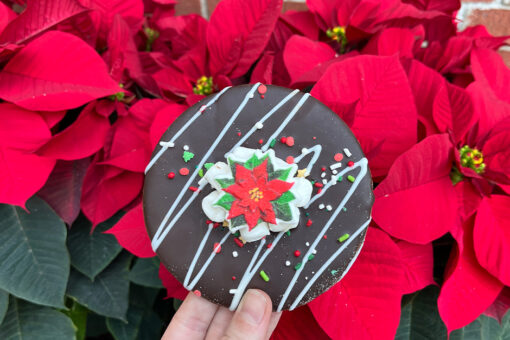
[
  {"left": 144, "top": 27, "right": 159, "bottom": 51},
  {"left": 193, "top": 76, "right": 214, "bottom": 95},
  {"left": 460, "top": 145, "right": 486, "bottom": 174},
  {"left": 326, "top": 26, "right": 347, "bottom": 52},
  {"left": 249, "top": 187, "right": 263, "bottom": 201}
]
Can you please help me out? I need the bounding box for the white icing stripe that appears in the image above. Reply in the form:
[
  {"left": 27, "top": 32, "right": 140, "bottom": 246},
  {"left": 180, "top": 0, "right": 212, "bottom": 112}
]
[
  {"left": 261, "top": 93, "right": 310, "bottom": 151},
  {"left": 277, "top": 158, "right": 368, "bottom": 311},
  {"left": 304, "top": 158, "right": 366, "bottom": 209},
  {"left": 151, "top": 84, "right": 261, "bottom": 251},
  {"left": 289, "top": 219, "right": 370, "bottom": 310},
  {"left": 226, "top": 90, "right": 300, "bottom": 156},
  {"left": 293, "top": 144, "right": 322, "bottom": 175},
  {"left": 145, "top": 86, "right": 231, "bottom": 174},
  {"left": 183, "top": 223, "right": 214, "bottom": 288},
  {"left": 186, "top": 230, "right": 231, "bottom": 290},
  {"left": 229, "top": 232, "right": 285, "bottom": 310}
]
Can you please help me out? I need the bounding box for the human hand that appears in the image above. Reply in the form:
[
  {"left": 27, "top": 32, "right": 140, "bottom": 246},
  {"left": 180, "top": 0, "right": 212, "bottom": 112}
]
[{"left": 162, "top": 289, "right": 281, "bottom": 340}]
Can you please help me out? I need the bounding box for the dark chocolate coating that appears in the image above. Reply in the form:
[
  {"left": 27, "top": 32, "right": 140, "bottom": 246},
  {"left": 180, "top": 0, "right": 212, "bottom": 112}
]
[{"left": 143, "top": 85, "right": 374, "bottom": 310}]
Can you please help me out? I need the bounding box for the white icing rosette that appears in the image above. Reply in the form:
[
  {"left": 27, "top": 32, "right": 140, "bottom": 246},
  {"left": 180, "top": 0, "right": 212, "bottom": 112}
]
[{"left": 200, "top": 147, "right": 312, "bottom": 243}]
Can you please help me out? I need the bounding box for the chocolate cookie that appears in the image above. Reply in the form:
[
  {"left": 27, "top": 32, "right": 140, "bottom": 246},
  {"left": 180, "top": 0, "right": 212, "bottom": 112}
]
[{"left": 143, "top": 84, "right": 374, "bottom": 311}]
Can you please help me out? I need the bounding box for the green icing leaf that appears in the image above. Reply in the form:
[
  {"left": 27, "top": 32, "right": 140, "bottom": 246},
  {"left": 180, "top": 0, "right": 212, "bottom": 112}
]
[
  {"left": 272, "top": 202, "right": 293, "bottom": 221},
  {"left": 228, "top": 158, "right": 243, "bottom": 177},
  {"left": 244, "top": 154, "right": 260, "bottom": 170},
  {"left": 276, "top": 191, "right": 295, "bottom": 204},
  {"left": 216, "top": 178, "right": 235, "bottom": 188},
  {"left": 269, "top": 167, "right": 292, "bottom": 181},
  {"left": 230, "top": 216, "right": 246, "bottom": 229},
  {"left": 215, "top": 193, "right": 235, "bottom": 210}
]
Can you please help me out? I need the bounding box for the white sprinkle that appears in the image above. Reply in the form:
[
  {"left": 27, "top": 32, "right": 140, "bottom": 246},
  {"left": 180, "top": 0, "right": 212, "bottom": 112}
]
[
  {"left": 306, "top": 242, "right": 310, "bottom": 247},
  {"left": 421, "top": 40, "right": 429, "bottom": 48},
  {"left": 312, "top": 249, "right": 317, "bottom": 254},
  {"left": 321, "top": 172, "right": 326, "bottom": 178},
  {"left": 285, "top": 260, "right": 291, "bottom": 267},
  {"left": 330, "top": 162, "right": 342, "bottom": 170},
  {"left": 183, "top": 145, "right": 189, "bottom": 151},
  {"left": 301, "top": 148, "right": 308, "bottom": 154},
  {"left": 249, "top": 93, "right": 254, "bottom": 98},
  {"left": 318, "top": 204, "right": 325, "bottom": 210},
  {"left": 255, "top": 122, "right": 263, "bottom": 129},
  {"left": 159, "top": 141, "right": 175, "bottom": 148},
  {"left": 343, "top": 148, "right": 352, "bottom": 157},
  {"left": 229, "top": 289, "right": 237, "bottom": 294},
  {"left": 305, "top": 277, "right": 308, "bottom": 280},
  {"left": 322, "top": 179, "right": 328, "bottom": 185},
  {"left": 326, "top": 205, "right": 333, "bottom": 211},
  {"left": 232, "top": 251, "right": 238, "bottom": 258},
  {"left": 332, "top": 170, "right": 338, "bottom": 174}
]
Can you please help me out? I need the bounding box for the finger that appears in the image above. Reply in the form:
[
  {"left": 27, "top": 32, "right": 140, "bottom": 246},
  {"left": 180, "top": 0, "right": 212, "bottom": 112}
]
[
  {"left": 265, "top": 311, "right": 282, "bottom": 339},
  {"left": 162, "top": 292, "right": 219, "bottom": 340},
  {"left": 205, "top": 306, "right": 234, "bottom": 340},
  {"left": 222, "top": 289, "right": 272, "bottom": 340}
]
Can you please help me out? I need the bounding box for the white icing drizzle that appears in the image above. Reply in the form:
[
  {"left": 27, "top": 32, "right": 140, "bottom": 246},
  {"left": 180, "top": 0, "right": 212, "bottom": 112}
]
[
  {"left": 145, "top": 86, "right": 231, "bottom": 174},
  {"left": 229, "top": 232, "right": 285, "bottom": 310},
  {"left": 227, "top": 89, "right": 299, "bottom": 156},
  {"left": 304, "top": 158, "right": 366, "bottom": 209},
  {"left": 289, "top": 219, "right": 370, "bottom": 310},
  {"left": 151, "top": 84, "right": 261, "bottom": 251},
  {"left": 261, "top": 93, "right": 310, "bottom": 151},
  {"left": 293, "top": 144, "right": 322, "bottom": 175},
  {"left": 185, "top": 229, "right": 231, "bottom": 290},
  {"left": 277, "top": 158, "right": 368, "bottom": 311},
  {"left": 183, "top": 223, "right": 214, "bottom": 288}
]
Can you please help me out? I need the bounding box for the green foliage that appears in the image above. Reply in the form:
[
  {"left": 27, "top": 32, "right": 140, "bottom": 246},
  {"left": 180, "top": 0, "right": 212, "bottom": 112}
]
[
  {"left": 0, "top": 289, "right": 8, "bottom": 325},
  {"left": 62, "top": 301, "right": 88, "bottom": 340},
  {"left": 129, "top": 257, "right": 163, "bottom": 288},
  {"left": 67, "top": 213, "right": 123, "bottom": 280},
  {"left": 0, "top": 197, "right": 69, "bottom": 308},
  {"left": 0, "top": 296, "right": 76, "bottom": 340}
]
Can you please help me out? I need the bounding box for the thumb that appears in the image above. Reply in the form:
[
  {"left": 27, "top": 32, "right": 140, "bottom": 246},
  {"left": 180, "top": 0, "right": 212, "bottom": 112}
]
[{"left": 222, "top": 289, "right": 273, "bottom": 340}]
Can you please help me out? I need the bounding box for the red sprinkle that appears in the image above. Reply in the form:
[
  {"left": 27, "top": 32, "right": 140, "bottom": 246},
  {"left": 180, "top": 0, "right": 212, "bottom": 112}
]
[
  {"left": 167, "top": 172, "right": 175, "bottom": 179},
  {"left": 267, "top": 243, "right": 272, "bottom": 249},
  {"left": 234, "top": 238, "right": 244, "bottom": 248},
  {"left": 317, "top": 188, "right": 322, "bottom": 194},
  {"left": 258, "top": 84, "right": 267, "bottom": 94},
  {"left": 179, "top": 168, "right": 189, "bottom": 176},
  {"left": 280, "top": 137, "right": 287, "bottom": 144},
  {"left": 313, "top": 136, "right": 317, "bottom": 140},
  {"left": 206, "top": 219, "right": 213, "bottom": 225},
  {"left": 213, "top": 222, "right": 221, "bottom": 228},
  {"left": 189, "top": 186, "right": 199, "bottom": 192},
  {"left": 285, "top": 136, "right": 295, "bottom": 147},
  {"left": 334, "top": 153, "right": 343, "bottom": 162},
  {"left": 314, "top": 182, "right": 324, "bottom": 188},
  {"left": 258, "top": 139, "right": 264, "bottom": 144},
  {"left": 261, "top": 94, "right": 265, "bottom": 99},
  {"left": 237, "top": 132, "right": 242, "bottom": 136},
  {"left": 321, "top": 167, "right": 326, "bottom": 172},
  {"left": 232, "top": 276, "right": 236, "bottom": 280},
  {"left": 347, "top": 161, "right": 354, "bottom": 167},
  {"left": 193, "top": 290, "right": 201, "bottom": 297},
  {"left": 213, "top": 242, "right": 221, "bottom": 253},
  {"left": 323, "top": 235, "right": 328, "bottom": 239},
  {"left": 294, "top": 250, "right": 301, "bottom": 257},
  {"left": 286, "top": 156, "right": 295, "bottom": 164},
  {"left": 306, "top": 219, "right": 313, "bottom": 227}
]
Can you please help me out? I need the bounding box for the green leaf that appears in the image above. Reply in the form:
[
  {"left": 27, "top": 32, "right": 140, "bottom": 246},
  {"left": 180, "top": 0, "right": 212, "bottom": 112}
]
[
  {"left": 228, "top": 158, "right": 243, "bottom": 177},
  {"left": 107, "top": 305, "right": 144, "bottom": 340},
  {"left": 395, "top": 286, "right": 447, "bottom": 340},
  {"left": 0, "top": 289, "right": 8, "bottom": 325},
  {"left": 272, "top": 202, "right": 293, "bottom": 221},
  {"left": 449, "top": 310, "right": 510, "bottom": 340},
  {"left": 216, "top": 178, "right": 235, "bottom": 188},
  {"left": 276, "top": 191, "right": 295, "bottom": 204},
  {"left": 214, "top": 193, "right": 235, "bottom": 210},
  {"left": 62, "top": 301, "right": 87, "bottom": 340},
  {"left": 230, "top": 215, "right": 246, "bottom": 228},
  {"left": 85, "top": 313, "right": 108, "bottom": 338},
  {"left": 269, "top": 167, "right": 292, "bottom": 181},
  {"left": 129, "top": 257, "right": 163, "bottom": 288},
  {"left": 66, "top": 253, "right": 131, "bottom": 321},
  {"left": 0, "top": 296, "right": 76, "bottom": 340},
  {"left": 244, "top": 154, "right": 260, "bottom": 170},
  {"left": 0, "top": 196, "right": 69, "bottom": 308},
  {"left": 67, "top": 214, "right": 122, "bottom": 280},
  {"left": 136, "top": 309, "right": 163, "bottom": 340}
]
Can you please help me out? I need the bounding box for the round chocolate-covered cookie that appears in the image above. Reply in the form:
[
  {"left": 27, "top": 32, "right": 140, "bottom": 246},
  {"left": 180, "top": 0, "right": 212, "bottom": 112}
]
[{"left": 143, "top": 84, "right": 374, "bottom": 311}]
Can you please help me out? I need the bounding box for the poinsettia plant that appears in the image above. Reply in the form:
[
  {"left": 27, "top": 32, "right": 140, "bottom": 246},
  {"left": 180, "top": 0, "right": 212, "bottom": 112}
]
[{"left": 0, "top": 0, "right": 509, "bottom": 339}]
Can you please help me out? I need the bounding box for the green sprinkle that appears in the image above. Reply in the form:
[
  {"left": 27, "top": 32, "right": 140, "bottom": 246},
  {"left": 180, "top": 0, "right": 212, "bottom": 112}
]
[
  {"left": 308, "top": 254, "right": 314, "bottom": 261},
  {"left": 338, "top": 233, "right": 350, "bottom": 242},
  {"left": 235, "top": 231, "right": 240, "bottom": 237},
  {"left": 286, "top": 230, "right": 291, "bottom": 236},
  {"left": 347, "top": 175, "right": 355, "bottom": 183},
  {"left": 198, "top": 169, "right": 204, "bottom": 177},
  {"left": 337, "top": 176, "right": 343, "bottom": 182},
  {"left": 311, "top": 180, "right": 316, "bottom": 185},
  {"left": 260, "top": 270, "right": 270, "bottom": 282},
  {"left": 342, "top": 207, "right": 347, "bottom": 212},
  {"left": 294, "top": 262, "right": 302, "bottom": 270},
  {"left": 331, "top": 269, "right": 338, "bottom": 275},
  {"left": 270, "top": 138, "right": 276, "bottom": 148},
  {"left": 305, "top": 212, "right": 310, "bottom": 217},
  {"left": 183, "top": 151, "right": 195, "bottom": 162},
  {"left": 204, "top": 162, "right": 214, "bottom": 170}
]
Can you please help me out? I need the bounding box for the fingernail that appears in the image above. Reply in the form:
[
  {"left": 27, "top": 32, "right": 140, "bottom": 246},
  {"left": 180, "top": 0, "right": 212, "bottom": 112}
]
[{"left": 238, "top": 289, "right": 267, "bottom": 325}]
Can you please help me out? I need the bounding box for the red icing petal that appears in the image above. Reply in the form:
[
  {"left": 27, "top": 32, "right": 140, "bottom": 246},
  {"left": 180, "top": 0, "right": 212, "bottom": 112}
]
[{"left": 263, "top": 179, "right": 294, "bottom": 201}]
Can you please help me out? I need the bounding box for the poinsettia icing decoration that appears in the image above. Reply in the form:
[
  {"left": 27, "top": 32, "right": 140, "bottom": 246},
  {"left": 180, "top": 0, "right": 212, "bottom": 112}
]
[{"left": 201, "top": 147, "right": 313, "bottom": 242}]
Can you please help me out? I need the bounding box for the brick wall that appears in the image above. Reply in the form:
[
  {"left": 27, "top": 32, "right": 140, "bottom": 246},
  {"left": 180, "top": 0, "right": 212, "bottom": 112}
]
[{"left": 174, "top": 0, "right": 510, "bottom": 66}]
